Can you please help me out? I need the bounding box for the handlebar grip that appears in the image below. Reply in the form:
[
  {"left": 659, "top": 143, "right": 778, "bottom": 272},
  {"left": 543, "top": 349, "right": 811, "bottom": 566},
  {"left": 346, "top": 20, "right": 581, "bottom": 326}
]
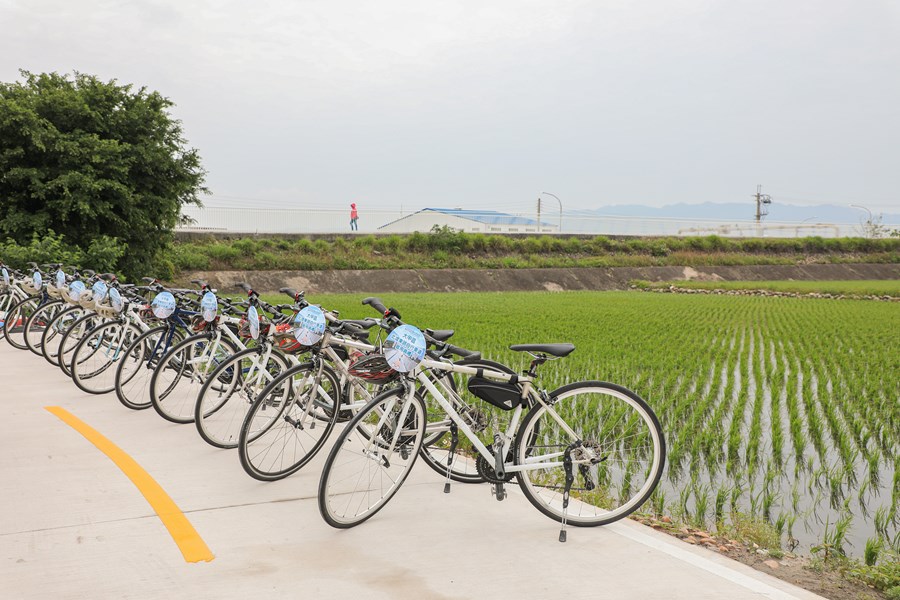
[
  {"left": 362, "top": 297, "right": 388, "bottom": 315},
  {"left": 446, "top": 344, "right": 481, "bottom": 361}
]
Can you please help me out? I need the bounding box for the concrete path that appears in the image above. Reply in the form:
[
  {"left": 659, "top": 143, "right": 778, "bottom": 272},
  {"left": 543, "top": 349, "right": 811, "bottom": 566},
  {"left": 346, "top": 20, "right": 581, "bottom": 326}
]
[{"left": 0, "top": 342, "right": 826, "bottom": 600}]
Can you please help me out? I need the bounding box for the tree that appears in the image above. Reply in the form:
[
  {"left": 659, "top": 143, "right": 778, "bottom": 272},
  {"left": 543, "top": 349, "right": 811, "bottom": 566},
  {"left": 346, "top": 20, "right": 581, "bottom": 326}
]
[{"left": 0, "top": 70, "right": 206, "bottom": 278}]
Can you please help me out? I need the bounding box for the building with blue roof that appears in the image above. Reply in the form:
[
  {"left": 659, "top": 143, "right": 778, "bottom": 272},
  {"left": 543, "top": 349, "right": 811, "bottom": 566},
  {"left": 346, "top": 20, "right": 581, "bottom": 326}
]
[{"left": 378, "top": 208, "right": 558, "bottom": 234}]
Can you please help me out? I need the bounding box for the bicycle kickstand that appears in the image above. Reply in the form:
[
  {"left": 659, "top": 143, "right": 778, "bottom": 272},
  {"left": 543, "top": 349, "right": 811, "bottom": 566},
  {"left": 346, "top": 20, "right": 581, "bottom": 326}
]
[
  {"left": 444, "top": 422, "right": 459, "bottom": 494},
  {"left": 559, "top": 444, "right": 576, "bottom": 542}
]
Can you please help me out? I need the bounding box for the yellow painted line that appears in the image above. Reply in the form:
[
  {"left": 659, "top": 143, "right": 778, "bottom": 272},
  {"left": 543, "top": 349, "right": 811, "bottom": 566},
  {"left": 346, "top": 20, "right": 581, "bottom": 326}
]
[{"left": 45, "top": 406, "right": 214, "bottom": 563}]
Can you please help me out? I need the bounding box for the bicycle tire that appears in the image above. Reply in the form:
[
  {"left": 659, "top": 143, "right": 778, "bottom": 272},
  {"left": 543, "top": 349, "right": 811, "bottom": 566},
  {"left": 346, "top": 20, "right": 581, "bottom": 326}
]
[
  {"left": 149, "top": 333, "right": 242, "bottom": 424},
  {"left": 318, "top": 385, "right": 426, "bottom": 528},
  {"left": 114, "top": 325, "right": 182, "bottom": 410},
  {"left": 238, "top": 361, "right": 342, "bottom": 480},
  {"left": 58, "top": 312, "right": 103, "bottom": 376},
  {"left": 514, "top": 381, "right": 665, "bottom": 527},
  {"left": 41, "top": 306, "right": 86, "bottom": 366},
  {"left": 24, "top": 299, "right": 64, "bottom": 355},
  {"left": 71, "top": 320, "right": 142, "bottom": 394},
  {"left": 3, "top": 295, "right": 40, "bottom": 350},
  {"left": 195, "top": 347, "right": 293, "bottom": 448}
]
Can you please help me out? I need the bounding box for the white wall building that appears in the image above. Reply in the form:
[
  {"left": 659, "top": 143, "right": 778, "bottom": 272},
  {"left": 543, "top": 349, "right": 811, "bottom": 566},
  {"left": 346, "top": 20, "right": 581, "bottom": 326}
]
[{"left": 378, "top": 208, "right": 559, "bottom": 234}]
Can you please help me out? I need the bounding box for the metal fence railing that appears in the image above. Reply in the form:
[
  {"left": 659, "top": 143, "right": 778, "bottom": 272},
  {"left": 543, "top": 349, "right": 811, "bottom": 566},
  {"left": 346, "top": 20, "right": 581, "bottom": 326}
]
[{"left": 178, "top": 205, "right": 894, "bottom": 238}]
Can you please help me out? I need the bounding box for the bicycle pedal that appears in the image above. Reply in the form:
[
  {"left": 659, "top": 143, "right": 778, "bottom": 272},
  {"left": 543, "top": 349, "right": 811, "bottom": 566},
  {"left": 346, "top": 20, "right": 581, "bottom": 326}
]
[
  {"left": 443, "top": 482, "right": 451, "bottom": 494},
  {"left": 559, "top": 530, "right": 567, "bottom": 543}
]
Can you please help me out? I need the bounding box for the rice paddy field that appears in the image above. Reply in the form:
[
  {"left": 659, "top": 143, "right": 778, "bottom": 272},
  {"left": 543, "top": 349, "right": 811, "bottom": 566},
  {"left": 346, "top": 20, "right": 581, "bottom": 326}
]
[{"left": 265, "top": 289, "right": 899, "bottom": 559}]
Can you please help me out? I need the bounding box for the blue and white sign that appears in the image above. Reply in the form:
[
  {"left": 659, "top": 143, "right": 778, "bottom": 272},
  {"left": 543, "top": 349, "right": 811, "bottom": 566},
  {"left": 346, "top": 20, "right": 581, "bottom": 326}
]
[
  {"left": 109, "top": 288, "right": 124, "bottom": 313},
  {"left": 201, "top": 291, "right": 218, "bottom": 322},
  {"left": 2, "top": 267, "right": 9, "bottom": 286},
  {"left": 69, "top": 280, "right": 86, "bottom": 301},
  {"left": 56, "top": 270, "right": 65, "bottom": 288},
  {"left": 151, "top": 291, "right": 176, "bottom": 319},
  {"left": 92, "top": 280, "right": 109, "bottom": 302},
  {"left": 293, "top": 305, "right": 326, "bottom": 346},
  {"left": 384, "top": 324, "right": 426, "bottom": 373},
  {"left": 247, "top": 305, "right": 260, "bottom": 340},
  {"left": 32, "top": 271, "right": 42, "bottom": 290}
]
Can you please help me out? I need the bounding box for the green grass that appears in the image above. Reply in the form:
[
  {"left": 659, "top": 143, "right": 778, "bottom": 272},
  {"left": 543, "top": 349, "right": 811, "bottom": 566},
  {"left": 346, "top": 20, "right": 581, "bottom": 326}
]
[
  {"left": 639, "top": 279, "right": 900, "bottom": 296},
  {"left": 171, "top": 230, "right": 900, "bottom": 274}
]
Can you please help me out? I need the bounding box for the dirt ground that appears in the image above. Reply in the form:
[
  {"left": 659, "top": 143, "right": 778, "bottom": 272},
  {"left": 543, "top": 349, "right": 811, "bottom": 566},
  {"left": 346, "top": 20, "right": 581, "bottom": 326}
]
[{"left": 634, "top": 517, "right": 889, "bottom": 600}]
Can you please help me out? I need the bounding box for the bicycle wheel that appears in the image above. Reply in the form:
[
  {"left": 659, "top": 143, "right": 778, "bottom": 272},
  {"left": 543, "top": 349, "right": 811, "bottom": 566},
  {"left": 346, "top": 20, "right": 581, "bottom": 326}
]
[
  {"left": 149, "top": 333, "right": 242, "bottom": 424},
  {"left": 71, "top": 321, "right": 142, "bottom": 394},
  {"left": 58, "top": 313, "right": 103, "bottom": 376},
  {"left": 24, "top": 299, "right": 64, "bottom": 355},
  {"left": 0, "top": 291, "right": 18, "bottom": 341},
  {"left": 514, "top": 381, "right": 665, "bottom": 527},
  {"left": 195, "top": 347, "right": 293, "bottom": 448},
  {"left": 3, "top": 295, "right": 40, "bottom": 350},
  {"left": 318, "top": 385, "right": 426, "bottom": 528},
  {"left": 41, "top": 306, "right": 86, "bottom": 366},
  {"left": 114, "top": 325, "right": 181, "bottom": 410},
  {"left": 238, "top": 361, "right": 341, "bottom": 481},
  {"left": 417, "top": 360, "right": 519, "bottom": 484}
]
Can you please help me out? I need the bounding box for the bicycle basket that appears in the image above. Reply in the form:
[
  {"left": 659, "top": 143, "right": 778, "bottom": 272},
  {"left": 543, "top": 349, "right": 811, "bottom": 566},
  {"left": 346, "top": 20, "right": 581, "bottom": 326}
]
[
  {"left": 77, "top": 289, "right": 96, "bottom": 309},
  {"left": 347, "top": 354, "right": 399, "bottom": 385},
  {"left": 466, "top": 377, "right": 522, "bottom": 410}
]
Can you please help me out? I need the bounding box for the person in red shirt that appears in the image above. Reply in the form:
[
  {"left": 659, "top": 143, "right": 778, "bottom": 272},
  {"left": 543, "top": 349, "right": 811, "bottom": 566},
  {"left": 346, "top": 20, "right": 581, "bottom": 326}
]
[{"left": 350, "top": 203, "right": 359, "bottom": 231}]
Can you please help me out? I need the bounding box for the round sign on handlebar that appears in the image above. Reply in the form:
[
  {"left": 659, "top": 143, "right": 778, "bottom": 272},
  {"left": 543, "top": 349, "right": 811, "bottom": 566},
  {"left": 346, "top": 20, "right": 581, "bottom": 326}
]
[
  {"left": 92, "top": 280, "right": 109, "bottom": 302},
  {"left": 33, "top": 271, "right": 42, "bottom": 290},
  {"left": 247, "top": 305, "right": 260, "bottom": 340},
  {"left": 56, "top": 270, "right": 65, "bottom": 288},
  {"left": 201, "top": 291, "right": 218, "bottom": 322},
  {"left": 293, "top": 305, "right": 326, "bottom": 346},
  {"left": 108, "top": 287, "right": 124, "bottom": 313},
  {"left": 69, "top": 280, "right": 86, "bottom": 301},
  {"left": 151, "top": 291, "right": 177, "bottom": 319},
  {"left": 384, "top": 324, "right": 426, "bottom": 373},
  {"left": 2, "top": 267, "right": 8, "bottom": 286}
]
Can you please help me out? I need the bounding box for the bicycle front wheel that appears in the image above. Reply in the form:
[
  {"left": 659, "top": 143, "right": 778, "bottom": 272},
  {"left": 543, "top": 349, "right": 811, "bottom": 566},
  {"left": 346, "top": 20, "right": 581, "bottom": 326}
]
[
  {"left": 3, "top": 296, "right": 40, "bottom": 350},
  {"left": 194, "top": 347, "right": 291, "bottom": 447},
  {"left": 24, "top": 300, "right": 64, "bottom": 355},
  {"left": 238, "top": 362, "right": 341, "bottom": 480},
  {"left": 149, "top": 334, "right": 241, "bottom": 424},
  {"left": 515, "top": 381, "right": 665, "bottom": 527},
  {"left": 71, "top": 320, "right": 141, "bottom": 394},
  {"left": 318, "top": 386, "right": 426, "bottom": 528}
]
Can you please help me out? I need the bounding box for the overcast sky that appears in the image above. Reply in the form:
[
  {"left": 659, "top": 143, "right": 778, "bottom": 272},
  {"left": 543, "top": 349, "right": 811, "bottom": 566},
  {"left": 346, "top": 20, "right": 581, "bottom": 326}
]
[{"left": 2, "top": 0, "right": 899, "bottom": 213}]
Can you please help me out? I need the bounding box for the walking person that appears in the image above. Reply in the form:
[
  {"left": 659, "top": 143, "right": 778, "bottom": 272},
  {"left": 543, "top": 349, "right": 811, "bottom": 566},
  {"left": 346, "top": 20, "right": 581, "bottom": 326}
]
[{"left": 350, "top": 203, "right": 359, "bottom": 231}]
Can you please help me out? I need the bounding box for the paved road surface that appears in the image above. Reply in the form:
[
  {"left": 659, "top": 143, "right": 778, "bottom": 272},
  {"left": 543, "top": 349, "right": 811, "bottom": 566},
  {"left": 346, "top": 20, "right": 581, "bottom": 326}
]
[{"left": 0, "top": 342, "right": 825, "bottom": 600}]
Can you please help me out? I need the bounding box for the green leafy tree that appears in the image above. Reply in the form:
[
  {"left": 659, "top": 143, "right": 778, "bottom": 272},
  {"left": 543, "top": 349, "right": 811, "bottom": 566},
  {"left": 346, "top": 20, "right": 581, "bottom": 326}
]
[{"left": 0, "top": 70, "right": 206, "bottom": 278}]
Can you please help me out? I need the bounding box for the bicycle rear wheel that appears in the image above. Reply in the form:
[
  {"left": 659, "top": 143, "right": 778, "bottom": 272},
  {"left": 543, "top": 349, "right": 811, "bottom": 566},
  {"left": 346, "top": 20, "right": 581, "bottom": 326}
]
[
  {"left": 514, "top": 381, "right": 665, "bottom": 527},
  {"left": 195, "top": 348, "right": 293, "bottom": 448},
  {"left": 318, "top": 385, "right": 426, "bottom": 528},
  {"left": 238, "top": 362, "right": 341, "bottom": 480}
]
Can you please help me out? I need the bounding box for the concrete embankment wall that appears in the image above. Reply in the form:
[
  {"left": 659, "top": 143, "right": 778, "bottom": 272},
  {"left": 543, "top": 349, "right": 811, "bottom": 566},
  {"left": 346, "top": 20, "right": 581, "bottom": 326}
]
[{"left": 177, "top": 263, "right": 900, "bottom": 294}]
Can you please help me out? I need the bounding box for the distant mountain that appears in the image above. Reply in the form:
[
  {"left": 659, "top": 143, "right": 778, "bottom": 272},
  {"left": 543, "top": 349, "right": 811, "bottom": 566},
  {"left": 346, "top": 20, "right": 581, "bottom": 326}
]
[{"left": 574, "top": 203, "right": 900, "bottom": 224}]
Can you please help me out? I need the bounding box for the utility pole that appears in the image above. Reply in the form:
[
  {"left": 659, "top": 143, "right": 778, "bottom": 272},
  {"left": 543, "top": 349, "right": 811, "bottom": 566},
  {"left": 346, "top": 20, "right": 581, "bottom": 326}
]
[
  {"left": 754, "top": 185, "right": 772, "bottom": 222},
  {"left": 536, "top": 197, "right": 541, "bottom": 231}
]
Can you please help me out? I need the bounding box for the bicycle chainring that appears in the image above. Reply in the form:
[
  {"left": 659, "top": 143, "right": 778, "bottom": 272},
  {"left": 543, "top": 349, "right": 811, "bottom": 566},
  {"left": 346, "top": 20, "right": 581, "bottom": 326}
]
[{"left": 475, "top": 445, "right": 515, "bottom": 483}]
